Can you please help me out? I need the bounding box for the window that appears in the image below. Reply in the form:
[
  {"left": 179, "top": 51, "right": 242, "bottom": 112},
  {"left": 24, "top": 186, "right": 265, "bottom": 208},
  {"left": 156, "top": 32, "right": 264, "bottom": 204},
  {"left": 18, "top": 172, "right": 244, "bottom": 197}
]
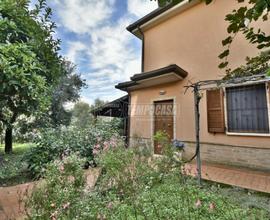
[{"left": 226, "top": 83, "right": 269, "bottom": 133}]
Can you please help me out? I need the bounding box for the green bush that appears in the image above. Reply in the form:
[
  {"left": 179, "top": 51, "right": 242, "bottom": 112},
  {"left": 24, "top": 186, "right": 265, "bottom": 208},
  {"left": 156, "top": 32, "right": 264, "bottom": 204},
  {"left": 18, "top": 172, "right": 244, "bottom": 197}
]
[
  {"left": 25, "top": 154, "right": 86, "bottom": 219},
  {"left": 24, "top": 120, "right": 122, "bottom": 176},
  {"left": 26, "top": 143, "right": 270, "bottom": 220},
  {"left": 90, "top": 145, "right": 269, "bottom": 220}
]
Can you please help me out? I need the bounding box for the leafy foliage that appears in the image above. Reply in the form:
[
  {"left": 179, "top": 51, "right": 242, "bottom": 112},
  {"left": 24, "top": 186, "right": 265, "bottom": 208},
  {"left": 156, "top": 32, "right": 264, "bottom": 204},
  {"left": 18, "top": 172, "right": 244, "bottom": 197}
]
[
  {"left": 0, "top": 43, "right": 50, "bottom": 121},
  {"left": 24, "top": 121, "right": 122, "bottom": 177},
  {"left": 224, "top": 51, "right": 270, "bottom": 79},
  {"left": 71, "top": 102, "right": 93, "bottom": 128},
  {"left": 50, "top": 61, "right": 86, "bottom": 127},
  {"left": 0, "top": 0, "right": 86, "bottom": 152},
  {"left": 0, "top": 143, "right": 33, "bottom": 186},
  {"left": 219, "top": 0, "right": 270, "bottom": 71},
  {"left": 25, "top": 155, "right": 86, "bottom": 220},
  {"left": 0, "top": 0, "right": 63, "bottom": 152},
  {"left": 71, "top": 99, "right": 108, "bottom": 129},
  {"left": 26, "top": 142, "right": 269, "bottom": 219}
]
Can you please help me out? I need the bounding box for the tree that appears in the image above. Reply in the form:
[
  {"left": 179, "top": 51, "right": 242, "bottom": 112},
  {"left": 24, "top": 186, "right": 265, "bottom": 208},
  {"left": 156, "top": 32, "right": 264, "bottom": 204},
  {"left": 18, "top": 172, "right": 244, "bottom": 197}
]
[
  {"left": 92, "top": 98, "right": 107, "bottom": 109},
  {"left": 0, "top": 43, "right": 49, "bottom": 153},
  {"left": 0, "top": 0, "right": 63, "bottom": 153},
  {"left": 50, "top": 61, "right": 86, "bottom": 127},
  {"left": 71, "top": 99, "right": 108, "bottom": 129},
  {"left": 155, "top": 0, "right": 270, "bottom": 74},
  {"left": 71, "top": 102, "right": 93, "bottom": 128}
]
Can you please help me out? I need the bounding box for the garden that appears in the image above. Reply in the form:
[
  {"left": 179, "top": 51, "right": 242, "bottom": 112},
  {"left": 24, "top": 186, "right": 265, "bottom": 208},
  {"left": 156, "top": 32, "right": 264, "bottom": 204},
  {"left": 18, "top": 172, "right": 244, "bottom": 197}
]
[
  {"left": 1, "top": 0, "right": 270, "bottom": 219},
  {"left": 2, "top": 125, "right": 269, "bottom": 219}
]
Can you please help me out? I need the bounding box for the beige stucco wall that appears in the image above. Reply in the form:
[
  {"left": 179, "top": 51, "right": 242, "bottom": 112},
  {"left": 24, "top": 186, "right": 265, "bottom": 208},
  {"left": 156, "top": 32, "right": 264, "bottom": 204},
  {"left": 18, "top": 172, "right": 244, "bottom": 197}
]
[{"left": 129, "top": 0, "right": 270, "bottom": 150}]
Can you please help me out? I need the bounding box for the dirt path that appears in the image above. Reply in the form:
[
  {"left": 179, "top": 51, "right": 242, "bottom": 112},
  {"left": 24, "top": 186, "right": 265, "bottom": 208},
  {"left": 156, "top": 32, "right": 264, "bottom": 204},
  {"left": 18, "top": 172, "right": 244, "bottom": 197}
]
[{"left": 0, "top": 168, "right": 101, "bottom": 220}]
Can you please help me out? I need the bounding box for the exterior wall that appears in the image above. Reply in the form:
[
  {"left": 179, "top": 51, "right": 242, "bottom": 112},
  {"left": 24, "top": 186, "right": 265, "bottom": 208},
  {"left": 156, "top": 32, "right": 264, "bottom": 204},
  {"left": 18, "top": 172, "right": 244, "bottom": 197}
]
[
  {"left": 128, "top": 0, "right": 270, "bottom": 170},
  {"left": 183, "top": 142, "right": 270, "bottom": 171}
]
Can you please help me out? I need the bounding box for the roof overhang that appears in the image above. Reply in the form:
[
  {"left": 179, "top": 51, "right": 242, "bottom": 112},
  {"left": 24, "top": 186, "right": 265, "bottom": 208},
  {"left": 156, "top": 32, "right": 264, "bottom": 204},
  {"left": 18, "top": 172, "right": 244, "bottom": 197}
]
[
  {"left": 91, "top": 95, "right": 129, "bottom": 118},
  {"left": 115, "top": 64, "right": 188, "bottom": 91},
  {"left": 127, "top": 0, "right": 201, "bottom": 39}
]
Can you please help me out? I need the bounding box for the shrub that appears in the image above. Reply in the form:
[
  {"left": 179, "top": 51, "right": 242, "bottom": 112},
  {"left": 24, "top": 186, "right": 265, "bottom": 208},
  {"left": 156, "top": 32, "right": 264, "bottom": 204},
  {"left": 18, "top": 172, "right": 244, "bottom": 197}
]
[
  {"left": 25, "top": 155, "right": 86, "bottom": 219},
  {"left": 26, "top": 142, "right": 270, "bottom": 219},
  {"left": 88, "top": 145, "right": 269, "bottom": 220},
  {"left": 24, "top": 120, "right": 122, "bottom": 177}
]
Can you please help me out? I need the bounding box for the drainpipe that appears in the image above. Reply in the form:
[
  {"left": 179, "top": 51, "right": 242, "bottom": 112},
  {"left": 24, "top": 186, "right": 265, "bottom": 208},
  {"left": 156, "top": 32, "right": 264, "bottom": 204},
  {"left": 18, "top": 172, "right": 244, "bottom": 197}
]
[{"left": 137, "top": 26, "right": 145, "bottom": 72}]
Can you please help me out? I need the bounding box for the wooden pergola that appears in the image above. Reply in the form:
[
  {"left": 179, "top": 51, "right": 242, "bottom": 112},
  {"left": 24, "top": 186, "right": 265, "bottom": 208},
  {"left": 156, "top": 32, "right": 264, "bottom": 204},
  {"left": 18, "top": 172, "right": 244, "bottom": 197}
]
[{"left": 186, "top": 73, "right": 270, "bottom": 185}]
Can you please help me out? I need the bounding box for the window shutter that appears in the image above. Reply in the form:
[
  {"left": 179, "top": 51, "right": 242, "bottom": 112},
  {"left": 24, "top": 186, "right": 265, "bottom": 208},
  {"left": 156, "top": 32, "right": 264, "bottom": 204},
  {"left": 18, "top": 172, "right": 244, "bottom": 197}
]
[{"left": 207, "top": 89, "right": 225, "bottom": 133}]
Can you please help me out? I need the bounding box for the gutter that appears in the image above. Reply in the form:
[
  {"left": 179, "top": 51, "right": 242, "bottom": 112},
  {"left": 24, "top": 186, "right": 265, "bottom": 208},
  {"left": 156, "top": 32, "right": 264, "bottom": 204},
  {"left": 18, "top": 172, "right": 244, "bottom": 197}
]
[{"left": 137, "top": 26, "right": 145, "bottom": 72}]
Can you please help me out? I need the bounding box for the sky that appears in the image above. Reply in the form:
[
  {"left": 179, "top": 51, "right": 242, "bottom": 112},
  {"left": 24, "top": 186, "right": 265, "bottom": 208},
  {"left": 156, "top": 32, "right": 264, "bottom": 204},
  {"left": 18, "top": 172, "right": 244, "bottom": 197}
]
[{"left": 36, "top": 0, "right": 158, "bottom": 104}]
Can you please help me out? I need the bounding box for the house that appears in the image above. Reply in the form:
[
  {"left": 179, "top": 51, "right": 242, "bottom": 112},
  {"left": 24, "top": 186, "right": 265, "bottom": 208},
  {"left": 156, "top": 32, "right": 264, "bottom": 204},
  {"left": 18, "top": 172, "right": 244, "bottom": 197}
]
[{"left": 94, "top": 0, "right": 270, "bottom": 171}]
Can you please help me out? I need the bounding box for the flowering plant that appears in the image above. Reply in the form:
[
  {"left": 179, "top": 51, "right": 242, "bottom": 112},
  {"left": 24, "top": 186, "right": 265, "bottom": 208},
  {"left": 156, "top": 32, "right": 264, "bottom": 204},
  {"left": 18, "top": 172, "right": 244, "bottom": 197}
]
[{"left": 172, "top": 139, "right": 185, "bottom": 151}]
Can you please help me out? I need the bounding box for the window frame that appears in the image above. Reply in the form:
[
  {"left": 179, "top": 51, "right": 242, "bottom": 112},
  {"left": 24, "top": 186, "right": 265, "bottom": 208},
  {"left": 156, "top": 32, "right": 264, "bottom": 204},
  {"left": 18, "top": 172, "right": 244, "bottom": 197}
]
[{"left": 224, "top": 82, "right": 270, "bottom": 136}]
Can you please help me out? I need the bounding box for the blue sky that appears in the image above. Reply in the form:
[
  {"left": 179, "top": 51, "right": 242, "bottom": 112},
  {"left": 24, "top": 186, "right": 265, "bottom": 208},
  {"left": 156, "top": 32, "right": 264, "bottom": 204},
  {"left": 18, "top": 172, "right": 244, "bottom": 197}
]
[{"left": 37, "top": 0, "right": 158, "bottom": 104}]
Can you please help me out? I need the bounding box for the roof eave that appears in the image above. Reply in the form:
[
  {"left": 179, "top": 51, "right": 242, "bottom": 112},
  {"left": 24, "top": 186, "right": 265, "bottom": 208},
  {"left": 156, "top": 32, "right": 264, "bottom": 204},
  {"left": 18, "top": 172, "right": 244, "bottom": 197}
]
[
  {"left": 115, "top": 64, "right": 188, "bottom": 92},
  {"left": 127, "top": 0, "right": 201, "bottom": 39},
  {"left": 130, "top": 64, "right": 188, "bottom": 81}
]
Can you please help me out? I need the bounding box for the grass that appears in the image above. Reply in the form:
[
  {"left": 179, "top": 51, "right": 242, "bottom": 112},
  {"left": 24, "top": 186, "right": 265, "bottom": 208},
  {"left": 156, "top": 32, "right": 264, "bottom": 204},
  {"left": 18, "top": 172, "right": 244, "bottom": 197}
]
[
  {"left": 0, "top": 143, "right": 34, "bottom": 186},
  {"left": 201, "top": 180, "right": 270, "bottom": 215}
]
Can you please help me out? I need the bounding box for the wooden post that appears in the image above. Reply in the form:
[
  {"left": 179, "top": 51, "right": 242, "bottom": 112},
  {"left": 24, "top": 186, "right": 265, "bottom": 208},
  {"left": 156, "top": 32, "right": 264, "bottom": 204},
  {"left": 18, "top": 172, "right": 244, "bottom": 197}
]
[{"left": 194, "top": 84, "right": 202, "bottom": 185}]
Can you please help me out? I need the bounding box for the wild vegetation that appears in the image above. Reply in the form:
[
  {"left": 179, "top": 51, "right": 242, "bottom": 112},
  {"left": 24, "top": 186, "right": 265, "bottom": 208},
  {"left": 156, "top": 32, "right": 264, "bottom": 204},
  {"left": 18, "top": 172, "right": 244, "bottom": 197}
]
[
  {"left": 24, "top": 120, "right": 122, "bottom": 177},
  {"left": 0, "top": 0, "right": 86, "bottom": 153},
  {"left": 0, "top": 1, "right": 270, "bottom": 219},
  {"left": 25, "top": 134, "right": 270, "bottom": 219},
  {"left": 0, "top": 143, "right": 32, "bottom": 186}
]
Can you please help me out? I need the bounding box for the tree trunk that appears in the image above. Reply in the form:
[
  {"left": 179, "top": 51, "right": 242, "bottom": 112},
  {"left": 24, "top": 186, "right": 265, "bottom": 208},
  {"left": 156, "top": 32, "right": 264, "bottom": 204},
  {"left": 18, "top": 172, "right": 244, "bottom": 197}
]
[{"left": 5, "top": 127, "right": 13, "bottom": 154}]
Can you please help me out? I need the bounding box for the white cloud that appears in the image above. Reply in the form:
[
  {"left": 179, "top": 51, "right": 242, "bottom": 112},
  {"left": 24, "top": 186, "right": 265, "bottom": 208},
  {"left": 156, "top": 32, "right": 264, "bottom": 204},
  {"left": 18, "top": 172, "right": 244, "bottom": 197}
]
[
  {"left": 89, "top": 17, "right": 140, "bottom": 78},
  {"left": 54, "top": 0, "right": 157, "bottom": 103},
  {"left": 127, "top": 0, "right": 158, "bottom": 17},
  {"left": 65, "top": 41, "right": 88, "bottom": 63},
  {"left": 53, "top": 0, "right": 115, "bottom": 34},
  {"left": 80, "top": 96, "right": 94, "bottom": 105}
]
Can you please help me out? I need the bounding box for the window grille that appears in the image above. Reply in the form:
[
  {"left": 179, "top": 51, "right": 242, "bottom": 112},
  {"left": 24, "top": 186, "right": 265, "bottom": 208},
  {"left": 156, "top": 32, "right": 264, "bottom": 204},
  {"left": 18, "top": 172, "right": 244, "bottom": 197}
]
[{"left": 226, "top": 83, "right": 269, "bottom": 133}]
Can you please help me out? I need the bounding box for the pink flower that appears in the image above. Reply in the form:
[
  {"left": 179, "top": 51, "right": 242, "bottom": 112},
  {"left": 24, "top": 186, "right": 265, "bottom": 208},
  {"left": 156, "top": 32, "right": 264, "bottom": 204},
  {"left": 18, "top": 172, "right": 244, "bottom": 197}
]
[
  {"left": 103, "top": 141, "right": 110, "bottom": 151},
  {"left": 94, "top": 144, "right": 101, "bottom": 149},
  {"left": 59, "top": 165, "right": 64, "bottom": 172},
  {"left": 106, "top": 202, "right": 113, "bottom": 209},
  {"left": 50, "top": 210, "right": 58, "bottom": 220},
  {"left": 103, "top": 145, "right": 109, "bottom": 151},
  {"left": 195, "top": 199, "right": 202, "bottom": 208},
  {"left": 185, "top": 166, "right": 192, "bottom": 175},
  {"left": 93, "top": 149, "right": 100, "bottom": 155},
  {"left": 63, "top": 202, "right": 70, "bottom": 209},
  {"left": 209, "top": 202, "right": 215, "bottom": 210},
  {"left": 193, "top": 168, "right": 198, "bottom": 176}
]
